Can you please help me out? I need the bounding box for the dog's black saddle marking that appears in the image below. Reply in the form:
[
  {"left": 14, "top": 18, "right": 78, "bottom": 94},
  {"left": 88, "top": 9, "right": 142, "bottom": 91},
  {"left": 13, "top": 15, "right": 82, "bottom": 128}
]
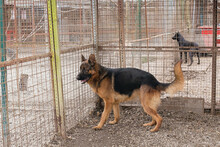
[{"left": 108, "top": 68, "right": 162, "bottom": 97}]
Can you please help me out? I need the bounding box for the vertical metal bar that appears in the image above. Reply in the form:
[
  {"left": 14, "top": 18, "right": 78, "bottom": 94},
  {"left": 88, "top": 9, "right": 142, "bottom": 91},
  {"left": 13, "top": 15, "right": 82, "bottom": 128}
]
[
  {"left": 47, "top": 0, "right": 66, "bottom": 138},
  {"left": 200, "top": 0, "right": 203, "bottom": 26},
  {"left": 51, "top": 0, "right": 66, "bottom": 138},
  {"left": 18, "top": 8, "right": 21, "bottom": 42},
  {"left": 47, "top": 0, "right": 60, "bottom": 134},
  {"left": 211, "top": 0, "right": 217, "bottom": 115},
  {"left": 138, "top": 0, "right": 141, "bottom": 41},
  {"left": 32, "top": 1, "right": 36, "bottom": 43},
  {"left": 145, "top": 0, "right": 150, "bottom": 71},
  {"left": 138, "top": 0, "right": 141, "bottom": 69},
  {"left": 0, "top": 0, "right": 10, "bottom": 146},
  {"left": 144, "top": 0, "right": 148, "bottom": 46},
  {"left": 80, "top": 0, "right": 83, "bottom": 44},
  {"left": 118, "top": 0, "right": 126, "bottom": 68},
  {"left": 91, "top": 0, "right": 99, "bottom": 62},
  {"left": 125, "top": 1, "right": 129, "bottom": 42},
  {"left": 47, "top": 0, "right": 59, "bottom": 133}
]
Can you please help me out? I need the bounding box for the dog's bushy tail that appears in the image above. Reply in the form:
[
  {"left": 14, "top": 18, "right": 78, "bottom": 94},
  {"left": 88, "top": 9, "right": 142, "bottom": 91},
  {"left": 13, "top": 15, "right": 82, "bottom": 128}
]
[{"left": 157, "top": 61, "right": 184, "bottom": 95}]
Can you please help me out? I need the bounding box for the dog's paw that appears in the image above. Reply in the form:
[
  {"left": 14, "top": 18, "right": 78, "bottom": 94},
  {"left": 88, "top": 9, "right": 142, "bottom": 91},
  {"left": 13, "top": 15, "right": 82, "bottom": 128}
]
[
  {"left": 92, "top": 125, "right": 102, "bottom": 130},
  {"left": 109, "top": 120, "right": 117, "bottom": 125},
  {"left": 143, "top": 121, "right": 156, "bottom": 127},
  {"left": 150, "top": 128, "right": 159, "bottom": 132}
]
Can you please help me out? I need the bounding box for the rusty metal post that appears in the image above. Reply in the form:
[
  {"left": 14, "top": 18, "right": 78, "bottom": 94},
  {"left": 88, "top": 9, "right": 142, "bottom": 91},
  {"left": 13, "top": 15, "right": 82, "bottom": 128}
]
[
  {"left": 118, "top": 0, "right": 126, "bottom": 67},
  {"left": 91, "top": 0, "right": 99, "bottom": 62},
  {"left": 211, "top": 0, "right": 217, "bottom": 115}
]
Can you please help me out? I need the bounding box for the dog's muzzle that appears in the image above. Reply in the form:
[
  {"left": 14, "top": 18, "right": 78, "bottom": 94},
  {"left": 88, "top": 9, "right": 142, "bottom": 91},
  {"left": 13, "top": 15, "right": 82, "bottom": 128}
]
[{"left": 76, "top": 74, "right": 91, "bottom": 84}]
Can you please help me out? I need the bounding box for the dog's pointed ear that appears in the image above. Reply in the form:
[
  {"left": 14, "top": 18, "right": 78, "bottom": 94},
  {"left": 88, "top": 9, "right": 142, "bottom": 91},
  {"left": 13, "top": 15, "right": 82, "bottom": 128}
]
[
  {"left": 88, "top": 54, "right": 96, "bottom": 66},
  {"left": 81, "top": 54, "right": 86, "bottom": 62}
]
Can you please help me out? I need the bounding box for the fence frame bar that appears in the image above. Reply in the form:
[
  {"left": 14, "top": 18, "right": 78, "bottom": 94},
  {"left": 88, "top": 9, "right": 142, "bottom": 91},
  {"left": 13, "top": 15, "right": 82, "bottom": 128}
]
[
  {"left": 118, "top": 0, "right": 126, "bottom": 67},
  {"left": 0, "top": 0, "right": 10, "bottom": 146},
  {"left": 47, "top": 0, "right": 66, "bottom": 138},
  {"left": 211, "top": 0, "right": 217, "bottom": 115},
  {"left": 91, "top": 0, "right": 99, "bottom": 62}
]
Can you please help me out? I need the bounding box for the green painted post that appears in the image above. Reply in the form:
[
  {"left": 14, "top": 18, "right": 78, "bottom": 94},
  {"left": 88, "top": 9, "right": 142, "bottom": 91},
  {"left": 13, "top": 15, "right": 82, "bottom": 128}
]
[
  {"left": 0, "top": 0, "right": 10, "bottom": 146},
  {"left": 51, "top": 0, "right": 66, "bottom": 138},
  {"left": 47, "top": 0, "right": 60, "bottom": 134},
  {"left": 47, "top": 0, "right": 66, "bottom": 138}
]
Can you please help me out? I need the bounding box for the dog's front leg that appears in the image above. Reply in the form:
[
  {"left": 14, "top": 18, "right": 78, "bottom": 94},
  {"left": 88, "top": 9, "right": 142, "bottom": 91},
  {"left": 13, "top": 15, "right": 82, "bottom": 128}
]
[
  {"left": 109, "top": 104, "right": 120, "bottom": 125},
  {"left": 197, "top": 52, "right": 200, "bottom": 64},
  {"left": 93, "top": 100, "right": 113, "bottom": 129}
]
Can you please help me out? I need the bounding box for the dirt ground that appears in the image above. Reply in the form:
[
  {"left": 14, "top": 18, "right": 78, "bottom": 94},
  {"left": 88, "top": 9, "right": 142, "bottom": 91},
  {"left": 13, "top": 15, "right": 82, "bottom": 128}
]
[{"left": 50, "top": 107, "right": 220, "bottom": 147}]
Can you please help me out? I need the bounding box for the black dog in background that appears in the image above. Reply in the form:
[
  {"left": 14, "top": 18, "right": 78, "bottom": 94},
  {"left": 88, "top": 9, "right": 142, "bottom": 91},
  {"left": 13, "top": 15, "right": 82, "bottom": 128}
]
[{"left": 172, "top": 32, "right": 200, "bottom": 66}]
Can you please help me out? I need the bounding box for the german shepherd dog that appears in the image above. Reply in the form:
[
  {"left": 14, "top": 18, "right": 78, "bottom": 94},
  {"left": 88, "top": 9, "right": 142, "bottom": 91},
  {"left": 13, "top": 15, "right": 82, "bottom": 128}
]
[
  {"left": 172, "top": 32, "right": 200, "bottom": 66},
  {"left": 76, "top": 54, "right": 184, "bottom": 132}
]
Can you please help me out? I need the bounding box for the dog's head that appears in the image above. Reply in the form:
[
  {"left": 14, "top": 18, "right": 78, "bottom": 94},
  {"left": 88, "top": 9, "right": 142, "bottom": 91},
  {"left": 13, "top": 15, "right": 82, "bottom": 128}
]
[
  {"left": 76, "top": 54, "right": 97, "bottom": 84},
  {"left": 172, "top": 32, "right": 180, "bottom": 40}
]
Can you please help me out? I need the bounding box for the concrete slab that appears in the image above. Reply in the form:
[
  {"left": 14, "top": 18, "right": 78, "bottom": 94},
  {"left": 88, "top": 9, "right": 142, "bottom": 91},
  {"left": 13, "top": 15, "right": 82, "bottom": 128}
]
[
  {"left": 159, "top": 97, "right": 204, "bottom": 114},
  {"left": 121, "top": 97, "right": 205, "bottom": 114}
]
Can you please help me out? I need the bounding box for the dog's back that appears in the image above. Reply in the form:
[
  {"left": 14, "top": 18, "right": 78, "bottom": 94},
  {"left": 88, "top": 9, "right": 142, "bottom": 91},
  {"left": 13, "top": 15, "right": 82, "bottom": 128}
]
[{"left": 172, "top": 32, "right": 198, "bottom": 48}]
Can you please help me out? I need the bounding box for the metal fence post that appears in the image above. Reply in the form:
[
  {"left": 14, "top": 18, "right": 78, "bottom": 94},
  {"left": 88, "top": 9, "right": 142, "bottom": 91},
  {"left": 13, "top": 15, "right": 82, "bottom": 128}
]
[
  {"left": 47, "top": 0, "right": 66, "bottom": 138},
  {"left": 211, "top": 0, "right": 217, "bottom": 115},
  {"left": 91, "top": 0, "right": 99, "bottom": 62},
  {"left": 118, "top": 0, "right": 126, "bottom": 68},
  {"left": 0, "top": 0, "right": 10, "bottom": 146}
]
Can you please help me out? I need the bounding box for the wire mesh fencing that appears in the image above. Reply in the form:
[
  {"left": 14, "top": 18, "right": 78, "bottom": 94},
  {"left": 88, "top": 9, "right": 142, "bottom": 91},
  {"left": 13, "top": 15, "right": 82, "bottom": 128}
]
[
  {"left": 99, "top": 48, "right": 214, "bottom": 105},
  {"left": 1, "top": 0, "right": 56, "bottom": 146},
  {"left": 0, "top": 0, "right": 220, "bottom": 146},
  {"left": 56, "top": 0, "right": 96, "bottom": 131},
  {"left": 2, "top": 58, "right": 55, "bottom": 146},
  {"left": 97, "top": 0, "right": 220, "bottom": 108},
  {"left": 60, "top": 46, "right": 96, "bottom": 130}
]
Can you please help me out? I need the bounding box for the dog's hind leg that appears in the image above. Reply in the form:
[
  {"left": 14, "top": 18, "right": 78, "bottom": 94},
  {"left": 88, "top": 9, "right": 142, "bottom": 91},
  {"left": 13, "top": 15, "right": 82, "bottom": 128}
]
[
  {"left": 188, "top": 52, "right": 193, "bottom": 66},
  {"left": 140, "top": 85, "right": 162, "bottom": 132},
  {"left": 109, "top": 103, "right": 120, "bottom": 125},
  {"left": 93, "top": 99, "right": 113, "bottom": 129},
  {"left": 184, "top": 52, "right": 188, "bottom": 63},
  {"left": 180, "top": 52, "right": 183, "bottom": 61},
  {"left": 197, "top": 52, "right": 200, "bottom": 64},
  {"left": 143, "top": 119, "right": 156, "bottom": 126}
]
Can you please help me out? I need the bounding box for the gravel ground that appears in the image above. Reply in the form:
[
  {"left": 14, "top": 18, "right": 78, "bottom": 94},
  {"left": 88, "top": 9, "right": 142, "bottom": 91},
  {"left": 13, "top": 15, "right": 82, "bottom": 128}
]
[{"left": 50, "top": 106, "right": 220, "bottom": 147}]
